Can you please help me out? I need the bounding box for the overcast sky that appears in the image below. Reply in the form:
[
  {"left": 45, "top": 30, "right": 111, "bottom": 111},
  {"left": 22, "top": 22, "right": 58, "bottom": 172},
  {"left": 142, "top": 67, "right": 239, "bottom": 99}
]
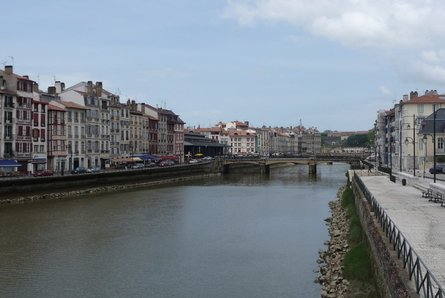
[{"left": 4, "top": 0, "right": 445, "bottom": 131}]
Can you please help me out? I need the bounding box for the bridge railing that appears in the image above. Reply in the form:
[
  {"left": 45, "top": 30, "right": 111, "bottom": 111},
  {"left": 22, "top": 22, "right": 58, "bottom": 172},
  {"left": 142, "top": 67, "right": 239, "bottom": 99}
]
[{"left": 354, "top": 172, "right": 445, "bottom": 298}]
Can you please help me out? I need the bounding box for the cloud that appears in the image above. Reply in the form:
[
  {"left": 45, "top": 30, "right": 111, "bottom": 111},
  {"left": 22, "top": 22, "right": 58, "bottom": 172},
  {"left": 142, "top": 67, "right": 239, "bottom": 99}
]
[
  {"left": 224, "top": 0, "right": 445, "bottom": 48},
  {"left": 223, "top": 0, "right": 445, "bottom": 85}
]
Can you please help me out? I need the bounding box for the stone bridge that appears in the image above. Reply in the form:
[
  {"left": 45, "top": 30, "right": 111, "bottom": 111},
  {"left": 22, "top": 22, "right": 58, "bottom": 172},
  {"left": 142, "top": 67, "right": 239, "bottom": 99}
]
[{"left": 221, "top": 154, "right": 365, "bottom": 175}]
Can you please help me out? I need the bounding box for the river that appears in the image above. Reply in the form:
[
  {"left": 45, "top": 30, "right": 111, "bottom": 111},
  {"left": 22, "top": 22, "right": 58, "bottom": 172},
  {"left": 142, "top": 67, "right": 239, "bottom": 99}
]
[{"left": 0, "top": 163, "right": 349, "bottom": 298}]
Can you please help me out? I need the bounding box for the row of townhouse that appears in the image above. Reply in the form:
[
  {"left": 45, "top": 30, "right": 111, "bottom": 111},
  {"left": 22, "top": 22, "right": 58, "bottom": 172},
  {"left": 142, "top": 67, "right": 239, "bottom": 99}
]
[
  {"left": 375, "top": 90, "right": 445, "bottom": 175},
  {"left": 192, "top": 121, "right": 321, "bottom": 157},
  {"left": 0, "top": 65, "right": 184, "bottom": 175}
]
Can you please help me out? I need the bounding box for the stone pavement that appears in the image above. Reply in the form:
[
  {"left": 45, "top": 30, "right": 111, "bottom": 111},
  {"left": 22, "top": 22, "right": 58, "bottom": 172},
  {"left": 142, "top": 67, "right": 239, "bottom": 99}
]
[{"left": 359, "top": 172, "right": 445, "bottom": 286}]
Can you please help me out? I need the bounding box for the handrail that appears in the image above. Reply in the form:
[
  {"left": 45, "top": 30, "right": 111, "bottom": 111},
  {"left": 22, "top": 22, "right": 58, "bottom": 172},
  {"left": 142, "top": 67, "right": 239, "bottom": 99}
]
[{"left": 353, "top": 172, "right": 444, "bottom": 297}]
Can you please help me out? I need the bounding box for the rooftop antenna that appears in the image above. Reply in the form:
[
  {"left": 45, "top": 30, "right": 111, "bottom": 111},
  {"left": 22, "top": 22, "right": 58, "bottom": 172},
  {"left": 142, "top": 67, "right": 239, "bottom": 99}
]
[{"left": 9, "top": 56, "right": 14, "bottom": 65}]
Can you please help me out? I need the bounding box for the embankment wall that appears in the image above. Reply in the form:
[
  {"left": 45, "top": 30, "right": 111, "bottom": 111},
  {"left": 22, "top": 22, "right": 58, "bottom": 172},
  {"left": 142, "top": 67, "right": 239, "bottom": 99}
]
[
  {"left": 0, "top": 162, "right": 217, "bottom": 203},
  {"left": 351, "top": 173, "right": 415, "bottom": 297}
]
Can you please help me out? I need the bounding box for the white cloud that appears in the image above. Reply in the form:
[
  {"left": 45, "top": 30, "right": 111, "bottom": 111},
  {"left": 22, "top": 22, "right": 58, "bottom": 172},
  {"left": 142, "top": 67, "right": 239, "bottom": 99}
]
[
  {"left": 223, "top": 0, "right": 445, "bottom": 85},
  {"left": 224, "top": 0, "right": 445, "bottom": 49}
]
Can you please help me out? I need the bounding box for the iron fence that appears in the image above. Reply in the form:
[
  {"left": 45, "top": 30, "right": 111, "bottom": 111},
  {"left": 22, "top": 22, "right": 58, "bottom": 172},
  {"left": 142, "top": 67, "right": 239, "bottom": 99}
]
[{"left": 353, "top": 172, "right": 444, "bottom": 298}]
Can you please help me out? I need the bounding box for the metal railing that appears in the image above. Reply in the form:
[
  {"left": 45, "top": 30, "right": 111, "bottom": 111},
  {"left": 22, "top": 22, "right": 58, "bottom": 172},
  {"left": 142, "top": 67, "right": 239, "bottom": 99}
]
[{"left": 354, "top": 172, "right": 444, "bottom": 297}]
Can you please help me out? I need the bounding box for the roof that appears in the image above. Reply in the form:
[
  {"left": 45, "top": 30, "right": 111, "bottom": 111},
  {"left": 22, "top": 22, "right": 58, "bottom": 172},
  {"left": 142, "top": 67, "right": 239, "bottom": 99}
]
[
  {"left": 227, "top": 130, "right": 256, "bottom": 136},
  {"left": 48, "top": 104, "right": 66, "bottom": 112},
  {"left": 195, "top": 127, "right": 223, "bottom": 133},
  {"left": 61, "top": 101, "right": 87, "bottom": 110},
  {"left": 403, "top": 94, "right": 445, "bottom": 105},
  {"left": 420, "top": 108, "right": 445, "bottom": 134}
]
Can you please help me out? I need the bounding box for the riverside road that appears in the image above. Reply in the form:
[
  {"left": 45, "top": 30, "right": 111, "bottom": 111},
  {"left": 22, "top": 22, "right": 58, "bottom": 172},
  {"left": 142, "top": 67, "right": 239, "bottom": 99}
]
[{"left": 358, "top": 171, "right": 445, "bottom": 292}]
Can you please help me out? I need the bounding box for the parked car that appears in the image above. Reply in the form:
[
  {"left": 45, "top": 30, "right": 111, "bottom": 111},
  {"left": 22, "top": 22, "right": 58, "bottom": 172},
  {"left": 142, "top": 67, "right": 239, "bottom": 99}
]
[
  {"left": 202, "top": 156, "right": 213, "bottom": 161},
  {"left": 158, "top": 160, "right": 175, "bottom": 167},
  {"left": 189, "top": 159, "right": 199, "bottom": 164},
  {"left": 71, "top": 167, "right": 88, "bottom": 174},
  {"left": 33, "top": 170, "right": 54, "bottom": 177},
  {"left": 429, "top": 164, "right": 445, "bottom": 174},
  {"left": 145, "top": 161, "right": 156, "bottom": 167},
  {"left": 131, "top": 163, "right": 145, "bottom": 169},
  {"left": 87, "top": 167, "right": 101, "bottom": 173}
]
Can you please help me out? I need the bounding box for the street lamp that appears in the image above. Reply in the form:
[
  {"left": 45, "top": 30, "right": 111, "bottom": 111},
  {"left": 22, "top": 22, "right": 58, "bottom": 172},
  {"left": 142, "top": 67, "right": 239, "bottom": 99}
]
[
  {"left": 405, "top": 137, "right": 415, "bottom": 176},
  {"left": 66, "top": 144, "right": 73, "bottom": 172},
  {"left": 433, "top": 104, "right": 437, "bottom": 183},
  {"left": 423, "top": 134, "right": 432, "bottom": 178},
  {"left": 406, "top": 114, "right": 417, "bottom": 176}
]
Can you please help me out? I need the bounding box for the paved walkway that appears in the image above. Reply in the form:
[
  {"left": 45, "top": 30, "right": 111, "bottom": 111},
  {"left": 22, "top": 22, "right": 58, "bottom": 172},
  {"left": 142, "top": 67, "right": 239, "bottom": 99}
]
[{"left": 359, "top": 172, "right": 445, "bottom": 286}]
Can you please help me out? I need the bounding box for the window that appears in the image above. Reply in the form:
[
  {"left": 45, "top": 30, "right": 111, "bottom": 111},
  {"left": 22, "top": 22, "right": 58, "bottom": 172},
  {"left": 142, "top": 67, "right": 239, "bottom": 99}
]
[
  {"left": 438, "top": 138, "right": 444, "bottom": 150},
  {"left": 417, "top": 104, "right": 424, "bottom": 114},
  {"left": 33, "top": 128, "right": 39, "bottom": 139}
]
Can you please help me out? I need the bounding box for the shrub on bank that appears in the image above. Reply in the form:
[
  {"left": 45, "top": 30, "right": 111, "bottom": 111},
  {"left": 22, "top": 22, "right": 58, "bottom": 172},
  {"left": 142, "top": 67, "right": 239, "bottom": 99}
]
[
  {"left": 341, "top": 185, "right": 372, "bottom": 282},
  {"left": 343, "top": 242, "right": 371, "bottom": 281}
]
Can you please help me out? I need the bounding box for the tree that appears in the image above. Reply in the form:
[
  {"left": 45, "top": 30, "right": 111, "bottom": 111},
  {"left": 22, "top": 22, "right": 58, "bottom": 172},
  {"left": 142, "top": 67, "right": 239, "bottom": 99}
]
[{"left": 345, "top": 134, "right": 369, "bottom": 147}]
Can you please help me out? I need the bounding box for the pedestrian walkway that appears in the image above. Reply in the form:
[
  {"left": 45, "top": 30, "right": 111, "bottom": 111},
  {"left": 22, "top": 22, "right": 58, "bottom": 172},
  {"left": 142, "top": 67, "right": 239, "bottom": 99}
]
[{"left": 359, "top": 172, "right": 445, "bottom": 287}]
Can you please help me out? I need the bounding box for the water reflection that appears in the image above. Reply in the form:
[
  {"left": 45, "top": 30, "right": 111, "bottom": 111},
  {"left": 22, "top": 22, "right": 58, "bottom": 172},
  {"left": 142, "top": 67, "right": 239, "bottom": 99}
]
[{"left": 0, "top": 163, "right": 349, "bottom": 298}]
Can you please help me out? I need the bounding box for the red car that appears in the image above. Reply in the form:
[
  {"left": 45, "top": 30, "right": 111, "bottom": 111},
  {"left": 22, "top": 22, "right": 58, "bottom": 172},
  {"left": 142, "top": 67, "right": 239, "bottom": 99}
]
[{"left": 33, "top": 170, "right": 54, "bottom": 177}]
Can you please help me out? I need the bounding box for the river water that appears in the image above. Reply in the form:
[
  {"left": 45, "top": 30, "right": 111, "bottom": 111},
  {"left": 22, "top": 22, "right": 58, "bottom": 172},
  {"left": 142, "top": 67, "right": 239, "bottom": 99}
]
[{"left": 0, "top": 163, "right": 349, "bottom": 298}]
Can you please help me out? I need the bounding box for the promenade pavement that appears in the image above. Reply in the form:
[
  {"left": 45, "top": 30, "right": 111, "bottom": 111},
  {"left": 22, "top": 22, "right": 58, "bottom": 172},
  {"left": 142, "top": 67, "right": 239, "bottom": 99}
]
[{"left": 358, "top": 171, "right": 445, "bottom": 286}]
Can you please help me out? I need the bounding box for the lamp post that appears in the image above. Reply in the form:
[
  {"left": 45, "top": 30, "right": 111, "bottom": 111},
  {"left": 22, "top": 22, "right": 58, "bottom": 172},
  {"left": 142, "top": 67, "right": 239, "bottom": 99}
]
[
  {"left": 66, "top": 144, "right": 73, "bottom": 172},
  {"left": 405, "top": 137, "right": 415, "bottom": 176},
  {"left": 423, "top": 136, "right": 426, "bottom": 178},
  {"left": 406, "top": 114, "right": 416, "bottom": 176},
  {"left": 399, "top": 119, "right": 403, "bottom": 172},
  {"left": 434, "top": 104, "right": 437, "bottom": 183}
]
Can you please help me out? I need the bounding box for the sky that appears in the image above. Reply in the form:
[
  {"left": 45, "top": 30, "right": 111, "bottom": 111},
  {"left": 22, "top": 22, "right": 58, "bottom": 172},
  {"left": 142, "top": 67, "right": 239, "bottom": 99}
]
[{"left": 4, "top": 0, "right": 445, "bottom": 131}]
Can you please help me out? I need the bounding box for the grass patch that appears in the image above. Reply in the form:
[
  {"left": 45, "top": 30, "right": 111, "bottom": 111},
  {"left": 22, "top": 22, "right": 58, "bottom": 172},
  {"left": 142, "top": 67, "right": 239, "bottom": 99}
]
[
  {"left": 341, "top": 185, "right": 372, "bottom": 282},
  {"left": 343, "top": 243, "right": 371, "bottom": 281}
]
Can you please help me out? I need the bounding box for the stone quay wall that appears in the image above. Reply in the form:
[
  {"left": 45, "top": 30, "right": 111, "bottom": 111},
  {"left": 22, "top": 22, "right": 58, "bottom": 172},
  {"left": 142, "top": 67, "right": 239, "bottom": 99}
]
[
  {"left": 0, "top": 162, "right": 218, "bottom": 205},
  {"left": 351, "top": 173, "right": 414, "bottom": 297}
]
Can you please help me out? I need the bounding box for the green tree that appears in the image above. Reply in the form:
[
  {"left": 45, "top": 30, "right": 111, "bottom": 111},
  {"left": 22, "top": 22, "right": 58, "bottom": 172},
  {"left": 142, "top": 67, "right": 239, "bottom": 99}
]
[{"left": 345, "top": 134, "right": 369, "bottom": 147}]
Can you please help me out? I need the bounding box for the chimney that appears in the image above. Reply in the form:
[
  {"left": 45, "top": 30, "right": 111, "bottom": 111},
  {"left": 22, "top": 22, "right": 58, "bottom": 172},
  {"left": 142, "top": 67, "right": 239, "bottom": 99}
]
[
  {"left": 4, "top": 65, "right": 13, "bottom": 75},
  {"left": 48, "top": 86, "right": 56, "bottom": 95},
  {"left": 23, "top": 75, "right": 29, "bottom": 79},
  {"left": 95, "top": 81, "right": 103, "bottom": 97},
  {"left": 87, "top": 81, "right": 93, "bottom": 95},
  {"left": 55, "top": 81, "right": 64, "bottom": 93}
]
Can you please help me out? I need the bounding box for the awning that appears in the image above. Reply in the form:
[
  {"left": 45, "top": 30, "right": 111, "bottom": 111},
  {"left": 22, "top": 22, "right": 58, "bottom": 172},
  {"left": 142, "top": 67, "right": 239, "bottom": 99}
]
[
  {"left": 159, "top": 155, "right": 178, "bottom": 160},
  {"left": 0, "top": 159, "right": 21, "bottom": 167},
  {"left": 112, "top": 157, "right": 133, "bottom": 163},
  {"left": 133, "top": 154, "right": 157, "bottom": 161}
]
